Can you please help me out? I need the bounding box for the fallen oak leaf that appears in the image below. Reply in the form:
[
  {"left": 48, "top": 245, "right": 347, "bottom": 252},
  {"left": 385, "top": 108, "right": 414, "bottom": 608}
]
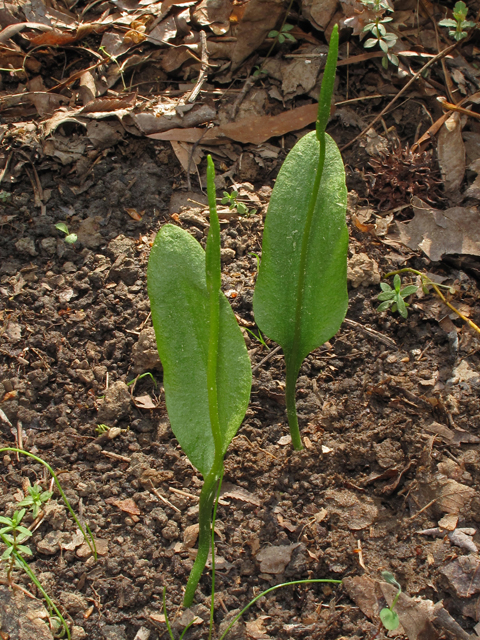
[{"left": 133, "top": 394, "right": 157, "bottom": 409}]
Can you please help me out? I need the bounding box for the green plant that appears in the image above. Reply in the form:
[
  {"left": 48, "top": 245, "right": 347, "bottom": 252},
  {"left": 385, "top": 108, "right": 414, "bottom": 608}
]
[
  {"left": 379, "top": 571, "right": 401, "bottom": 630},
  {"left": 0, "top": 448, "right": 96, "bottom": 639},
  {"left": 377, "top": 274, "right": 418, "bottom": 319},
  {"left": 361, "top": 0, "right": 398, "bottom": 68},
  {"left": 439, "top": 1, "right": 476, "bottom": 41},
  {"left": 0, "top": 190, "right": 11, "bottom": 202},
  {"left": 0, "top": 508, "right": 33, "bottom": 571},
  {"left": 17, "top": 484, "right": 53, "bottom": 518},
  {"left": 268, "top": 23, "right": 296, "bottom": 44},
  {"left": 55, "top": 222, "right": 77, "bottom": 244},
  {"left": 384, "top": 268, "right": 480, "bottom": 335},
  {"left": 147, "top": 156, "right": 252, "bottom": 607},
  {"left": 253, "top": 25, "right": 348, "bottom": 451},
  {"left": 245, "top": 327, "right": 269, "bottom": 349},
  {"left": 221, "top": 190, "right": 256, "bottom": 216}
]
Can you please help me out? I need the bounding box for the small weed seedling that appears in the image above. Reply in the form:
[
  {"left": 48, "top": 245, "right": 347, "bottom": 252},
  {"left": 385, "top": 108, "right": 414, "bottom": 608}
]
[
  {"left": 55, "top": 222, "right": 77, "bottom": 244},
  {"left": 360, "top": 0, "right": 398, "bottom": 68},
  {"left": 245, "top": 327, "right": 269, "bottom": 349},
  {"left": 0, "top": 448, "right": 96, "bottom": 639},
  {"left": 268, "top": 23, "right": 296, "bottom": 44},
  {"left": 17, "top": 484, "right": 53, "bottom": 518},
  {"left": 0, "top": 190, "right": 11, "bottom": 203},
  {"left": 253, "top": 25, "right": 348, "bottom": 450},
  {"left": 383, "top": 268, "right": 480, "bottom": 335},
  {"left": 439, "top": 1, "right": 476, "bottom": 41},
  {"left": 221, "top": 190, "right": 256, "bottom": 216},
  {"left": 379, "top": 571, "right": 401, "bottom": 631},
  {"left": 377, "top": 274, "right": 418, "bottom": 319}
]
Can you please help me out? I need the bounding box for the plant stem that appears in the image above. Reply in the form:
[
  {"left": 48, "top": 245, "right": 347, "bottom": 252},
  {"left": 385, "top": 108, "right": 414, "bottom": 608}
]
[
  {"left": 183, "top": 156, "right": 225, "bottom": 607},
  {"left": 209, "top": 471, "right": 223, "bottom": 640},
  {"left": 218, "top": 579, "right": 342, "bottom": 640},
  {"left": 285, "top": 27, "right": 338, "bottom": 450},
  {"left": 384, "top": 268, "right": 480, "bottom": 336}
]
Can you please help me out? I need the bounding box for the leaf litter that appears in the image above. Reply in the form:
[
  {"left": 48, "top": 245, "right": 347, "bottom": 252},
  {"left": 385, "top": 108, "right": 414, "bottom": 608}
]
[{"left": 1, "top": 0, "right": 480, "bottom": 637}]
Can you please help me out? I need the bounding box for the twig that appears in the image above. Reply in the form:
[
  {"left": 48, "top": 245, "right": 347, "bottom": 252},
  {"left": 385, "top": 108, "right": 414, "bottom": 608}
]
[
  {"left": 343, "top": 318, "right": 398, "bottom": 349},
  {"left": 101, "top": 450, "right": 131, "bottom": 463},
  {"left": 341, "top": 41, "right": 459, "bottom": 152},
  {"left": 169, "top": 486, "right": 199, "bottom": 501},
  {"left": 148, "top": 481, "right": 181, "bottom": 513},
  {"left": 186, "top": 30, "right": 208, "bottom": 104},
  {"left": 252, "top": 344, "right": 282, "bottom": 375}
]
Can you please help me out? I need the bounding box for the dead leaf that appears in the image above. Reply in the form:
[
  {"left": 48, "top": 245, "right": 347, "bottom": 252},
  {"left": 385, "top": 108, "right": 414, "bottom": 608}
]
[
  {"left": 220, "top": 482, "right": 261, "bottom": 506},
  {"left": 229, "top": 0, "right": 284, "bottom": 70},
  {"left": 441, "top": 555, "right": 480, "bottom": 598},
  {"left": 395, "top": 197, "right": 480, "bottom": 261},
  {"left": 134, "top": 394, "right": 157, "bottom": 409},
  {"left": 423, "top": 421, "right": 480, "bottom": 445},
  {"left": 256, "top": 543, "right": 299, "bottom": 574},
  {"left": 28, "top": 23, "right": 95, "bottom": 46},
  {"left": 149, "top": 103, "right": 319, "bottom": 145},
  {"left": 303, "top": 0, "right": 338, "bottom": 30},
  {"left": 105, "top": 497, "right": 141, "bottom": 515},
  {"left": 170, "top": 140, "right": 203, "bottom": 173},
  {"left": 437, "top": 112, "right": 465, "bottom": 194},
  {"left": 246, "top": 616, "right": 271, "bottom": 639}
]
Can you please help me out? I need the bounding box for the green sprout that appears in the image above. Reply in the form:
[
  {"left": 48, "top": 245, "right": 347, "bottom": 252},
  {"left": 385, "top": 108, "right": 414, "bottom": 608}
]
[
  {"left": 220, "top": 191, "right": 256, "bottom": 216},
  {"left": 439, "top": 1, "right": 476, "bottom": 41},
  {"left": 245, "top": 327, "right": 269, "bottom": 349},
  {"left": 268, "top": 23, "right": 296, "bottom": 44},
  {"left": 55, "top": 222, "right": 77, "bottom": 244},
  {"left": 96, "top": 423, "right": 110, "bottom": 434},
  {"left": 0, "top": 509, "right": 33, "bottom": 566},
  {"left": 377, "top": 274, "right": 418, "bottom": 319},
  {"left": 379, "top": 571, "right": 401, "bottom": 631},
  {"left": 360, "top": 0, "right": 398, "bottom": 68},
  {"left": 0, "top": 190, "right": 11, "bottom": 202},
  {"left": 17, "top": 484, "right": 53, "bottom": 518}
]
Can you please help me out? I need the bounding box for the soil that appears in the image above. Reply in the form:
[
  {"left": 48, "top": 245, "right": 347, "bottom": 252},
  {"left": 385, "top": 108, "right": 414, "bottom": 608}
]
[{"left": 1, "top": 121, "right": 480, "bottom": 640}]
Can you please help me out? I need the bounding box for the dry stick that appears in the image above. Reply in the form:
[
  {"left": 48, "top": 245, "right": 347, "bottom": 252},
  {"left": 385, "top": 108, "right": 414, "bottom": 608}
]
[
  {"left": 343, "top": 318, "right": 397, "bottom": 349},
  {"left": 340, "top": 41, "right": 459, "bottom": 152},
  {"left": 251, "top": 344, "right": 282, "bottom": 375},
  {"left": 186, "top": 30, "right": 208, "bottom": 104}
]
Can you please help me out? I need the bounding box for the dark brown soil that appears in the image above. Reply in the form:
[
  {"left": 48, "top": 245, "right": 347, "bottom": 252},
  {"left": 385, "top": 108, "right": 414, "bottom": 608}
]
[{"left": 1, "top": 130, "right": 480, "bottom": 640}]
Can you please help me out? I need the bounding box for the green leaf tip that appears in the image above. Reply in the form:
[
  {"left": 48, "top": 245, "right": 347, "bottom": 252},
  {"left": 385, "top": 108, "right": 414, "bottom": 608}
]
[{"left": 316, "top": 24, "right": 339, "bottom": 140}]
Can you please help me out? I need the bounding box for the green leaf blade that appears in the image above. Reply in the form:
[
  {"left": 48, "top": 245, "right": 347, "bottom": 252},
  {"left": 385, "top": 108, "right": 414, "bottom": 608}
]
[
  {"left": 253, "top": 131, "right": 348, "bottom": 375},
  {"left": 147, "top": 225, "right": 251, "bottom": 477}
]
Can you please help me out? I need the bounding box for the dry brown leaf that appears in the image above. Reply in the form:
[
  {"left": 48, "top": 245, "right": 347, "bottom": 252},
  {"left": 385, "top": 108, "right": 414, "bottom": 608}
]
[
  {"left": 220, "top": 482, "right": 261, "bottom": 506},
  {"left": 149, "top": 103, "right": 318, "bottom": 145},
  {"left": 246, "top": 616, "right": 271, "bottom": 639},
  {"left": 105, "top": 497, "right": 141, "bottom": 515},
  {"left": 256, "top": 543, "right": 299, "bottom": 574},
  {"left": 303, "top": 0, "right": 338, "bottom": 31},
  {"left": 437, "top": 112, "right": 465, "bottom": 194},
  {"left": 80, "top": 93, "right": 136, "bottom": 114},
  {"left": 395, "top": 197, "right": 480, "bottom": 261},
  {"left": 133, "top": 394, "right": 157, "bottom": 409},
  {"left": 28, "top": 23, "right": 95, "bottom": 46},
  {"left": 229, "top": 0, "right": 284, "bottom": 70},
  {"left": 170, "top": 140, "right": 203, "bottom": 173}
]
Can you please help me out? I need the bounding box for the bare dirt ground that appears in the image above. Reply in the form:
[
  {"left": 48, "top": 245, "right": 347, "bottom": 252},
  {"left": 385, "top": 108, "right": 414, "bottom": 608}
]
[{"left": 1, "top": 1, "right": 480, "bottom": 639}]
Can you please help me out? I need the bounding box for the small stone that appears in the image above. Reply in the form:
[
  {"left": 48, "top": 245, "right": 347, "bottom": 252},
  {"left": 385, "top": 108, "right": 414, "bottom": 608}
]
[
  {"left": 221, "top": 248, "right": 236, "bottom": 263},
  {"left": 93, "top": 365, "right": 108, "bottom": 383},
  {"left": 132, "top": 328, "right": 161, "bottom": 374},
  {"left": 76, "top": 369, "right": 95, "bottom": 385},
  {"left": 36, "top": 531, "right": 68, "bottom": 555},
  {"left": 40, "top": 237, "right": 57, "bottom": 255},
  {"left": 63, "top": 261, "right": 77, "bottom": 273},
  {"left": 256, "top": 543, "right": 299, "bottom": 574},
  {"left": 347, "top": 253, "right": 381, "bottom": 288},
  {"left": 96, "top": 381, "right": 131, "bottom": 424},
  {"left": 15, "top": 236, "right": 37, "bottom": 256},
  {"left": 59, "top": 591, "right": 88, "bottom": 615},
  {"left": 72, "top": 626, "right": 88, "bottom": 640},
  {"left": 107, "top": 234, "right": 135, "bottom": 259},
  {"left": 161, "top": 521, "right": 180, "bottom": 541},
  {"left": 101, "top": 624, "right": 128, "bottom": 640}
]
